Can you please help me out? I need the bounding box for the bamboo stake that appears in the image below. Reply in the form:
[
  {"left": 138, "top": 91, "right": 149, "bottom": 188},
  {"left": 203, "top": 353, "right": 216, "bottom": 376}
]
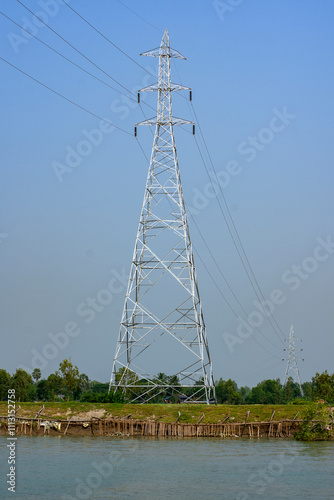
[
  {"left": 268, "top": 411, "right": 275, "bottom": 437},
  {"left": 241, "top": 411, "right": 250, "bottom": 437},
  {"left": 196, "top": 413, "right": 205, "bottom": 424},
  {"left": 174, "top": 411, "right": 181, "bottom": 424},
  {"left": 64, "top": 417, "right": 72, "bottom": 435},
  {"left": 35, "top": 406, "right": 45, "bottom": 419}
]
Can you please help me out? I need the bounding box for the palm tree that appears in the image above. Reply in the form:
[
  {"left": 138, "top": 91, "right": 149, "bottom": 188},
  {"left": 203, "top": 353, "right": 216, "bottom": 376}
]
[
  {"left": 79, "top": 373, "right": 90, "bottom": 393},
  {"left": 32, "top": 368, "right": 41, "bottom": 383},
  {"left": 156, "top": 372, "right": 169, "bottom": 384}
]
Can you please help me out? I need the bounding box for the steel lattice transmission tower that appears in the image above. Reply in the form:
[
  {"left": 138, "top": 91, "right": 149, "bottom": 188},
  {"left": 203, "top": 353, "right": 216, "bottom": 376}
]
[
  {"left": 109, "top": 29, "right": 215, "bottom": 404},
  {"left": 283, "top": 324, "right": 303, "bottom": 395}
]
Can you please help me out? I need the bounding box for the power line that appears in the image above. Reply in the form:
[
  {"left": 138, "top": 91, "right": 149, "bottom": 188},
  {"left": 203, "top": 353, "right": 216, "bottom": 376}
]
[
  {"left": 115, "top": 0, "right": 162, "bottom": 33},
  {"left": 188, "top": 211, "right": 282, "bottom": 351},
  {"left": 133, "top": 109, "right": 279, "bottom": 354},
  {"left": 192, "top": 245, "right": 281, "bottom": 357},
  {"left": 192, "top": 134, "right": 284, "bottom": 343},
  {"left": 47, "top": 0, "right": 286, "bottom": 358},
  {"left": 55, "top": 0, "right": 265, "bottom": 331},
  {"left": 172, "top": 62, "right": 286, "bottom": 344},
  {"left": 66, "top": 0, "right": 286, "bottom": 347},
  {"left": 193, "top": 134, "right": 285, "bottom": 345},
  {"left": 13, "top": 2, "right": 157, "bottom": 116},
  {"left": 12, "top": 0, "right": 285, "bottom": 349},
  {"left": 232, "top": 354, "right": 282, "bottom": 382},
  {"left": 1, "top": 13, "right": 156, "bottom": 163},
  {"left": 191, "top": 105, "right": 286, "bottom": 343},
  {"left": 0, "top": 11, "right": 133, "bottom": 101},
  {"left": 60, "top": 0, "right": 157, "bottom": 79},
  {"left": 135, "top": 137, "right": 150, "bottom": 163},
  {"left": 16, "top": 0, "right": 134, "bottom": 97},
  {"left": 41, "top": 0, "right": 187, "bottom": 135},
  {"left": 67, "top": 0, "right": 285, "bottom": 345},
  {"left": 0, "top": 56, "right": 132, "bottom": 136},
  {"left": 189, "top": 210, "right": 282, "bottom": 352}
]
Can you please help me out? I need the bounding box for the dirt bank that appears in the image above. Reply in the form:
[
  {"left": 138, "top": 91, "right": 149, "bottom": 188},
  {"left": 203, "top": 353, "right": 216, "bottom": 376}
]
[{"left": 0, "top": 415, "right": 305, "bottom": 438}]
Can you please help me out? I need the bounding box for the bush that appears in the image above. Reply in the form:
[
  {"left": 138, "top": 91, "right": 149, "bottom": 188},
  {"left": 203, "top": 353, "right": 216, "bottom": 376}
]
[
  {"left": 296, "top": 403, "right": 333, "bottom": 441},
  {"left": 291, "top": 398, "right": 310, "bottom": 405}
]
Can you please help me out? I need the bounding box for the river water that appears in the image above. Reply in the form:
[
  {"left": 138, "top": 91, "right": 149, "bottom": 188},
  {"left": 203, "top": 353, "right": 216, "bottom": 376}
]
[{"left": 0, "top": 436, "right": 333, "bottom": 499}]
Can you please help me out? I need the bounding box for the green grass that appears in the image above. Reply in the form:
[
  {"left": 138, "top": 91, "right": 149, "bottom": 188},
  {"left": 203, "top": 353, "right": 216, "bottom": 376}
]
[{"left": 0, "top": 402, "right": 310, "bottom": 423}]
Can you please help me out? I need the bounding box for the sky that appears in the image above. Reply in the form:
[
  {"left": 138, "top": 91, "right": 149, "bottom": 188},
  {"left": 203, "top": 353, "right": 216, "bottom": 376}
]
[{"left": 0, "top": 0, "right": 333, "bottom": 389}]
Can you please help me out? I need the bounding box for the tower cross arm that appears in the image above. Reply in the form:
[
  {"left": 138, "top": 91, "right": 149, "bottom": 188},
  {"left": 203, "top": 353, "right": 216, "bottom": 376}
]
[
  {"left": 139, "top": 83, "right": 191, "bottom": 93},
  {"left": 140, "top": 47, "right": 186, "bottom": 59},
  {"left": 136, "top": 117, "right": 194, "bottom": 127}
]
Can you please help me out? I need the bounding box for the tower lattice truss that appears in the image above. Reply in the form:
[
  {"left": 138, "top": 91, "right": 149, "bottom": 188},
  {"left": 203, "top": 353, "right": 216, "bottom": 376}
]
[
  {"left": 109, "top": 30, "right": 215, "bottom": 403},
  {"left": 283, "top": 324, "right": 303, "bottom": 395}
]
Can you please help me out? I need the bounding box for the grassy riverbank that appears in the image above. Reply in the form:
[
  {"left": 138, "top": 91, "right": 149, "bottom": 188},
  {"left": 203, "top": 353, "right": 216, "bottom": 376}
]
[{"left": 0, "top": 402, "right": 308, "bottom": 423}]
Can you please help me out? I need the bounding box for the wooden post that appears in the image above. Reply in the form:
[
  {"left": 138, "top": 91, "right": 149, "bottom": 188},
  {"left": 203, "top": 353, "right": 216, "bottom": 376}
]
[
  {"left": 241, "top": 411, "right": 250, "bottom": 437},
  {"left": 276, "top": 422, "right": 283, "bottom": 437}
]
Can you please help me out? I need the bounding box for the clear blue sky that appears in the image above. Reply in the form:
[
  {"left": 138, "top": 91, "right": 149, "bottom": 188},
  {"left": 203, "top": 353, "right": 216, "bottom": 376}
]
[{"left": 1, "top": 0, "right": 333, "bottom": 388}]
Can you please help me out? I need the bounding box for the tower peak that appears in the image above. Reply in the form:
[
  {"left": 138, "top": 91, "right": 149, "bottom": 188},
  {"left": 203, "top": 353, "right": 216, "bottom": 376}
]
[{"left": 140, "top": 30, "right": 186, "bottom": 59}]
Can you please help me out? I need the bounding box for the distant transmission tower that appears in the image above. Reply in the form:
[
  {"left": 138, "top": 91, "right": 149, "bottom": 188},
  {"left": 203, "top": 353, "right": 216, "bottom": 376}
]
[
  {"left": 109, "top": 29, "right": 215, "bottom": 404},
  {"left": 283, "top": 324, "right": 303, "bottom": 395}
]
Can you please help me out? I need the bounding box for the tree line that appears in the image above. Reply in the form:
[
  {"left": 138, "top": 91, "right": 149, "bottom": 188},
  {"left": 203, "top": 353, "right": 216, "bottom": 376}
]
[
  {"left": 215, "top": 373, "right": 334, "bottom": 405},
  {"left": 0, "top": 360, "right": 333, "bottom": 404}
]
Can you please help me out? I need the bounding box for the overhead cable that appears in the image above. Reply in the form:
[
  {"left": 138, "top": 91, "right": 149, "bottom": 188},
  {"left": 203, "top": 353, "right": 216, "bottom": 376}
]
[{"left": 0, "top": 56, "right": 132, "bottom": 136}]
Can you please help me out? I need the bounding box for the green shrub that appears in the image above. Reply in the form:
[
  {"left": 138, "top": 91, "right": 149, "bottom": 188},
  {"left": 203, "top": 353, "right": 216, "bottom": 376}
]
[{"left": 296, "top": 403, "right": 333, "bottom": 441}]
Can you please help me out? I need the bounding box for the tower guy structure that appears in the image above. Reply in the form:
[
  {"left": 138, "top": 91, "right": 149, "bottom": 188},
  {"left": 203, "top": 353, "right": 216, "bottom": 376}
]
[
  {"left": 109, "top": 30, "right": 215, "bottom": 404},
  {"left": 283, "top": 324, "right": 303, "bottom": 395}
]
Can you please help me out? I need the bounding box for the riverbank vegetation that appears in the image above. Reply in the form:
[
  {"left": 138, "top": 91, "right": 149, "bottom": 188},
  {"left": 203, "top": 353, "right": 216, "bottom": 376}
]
[
  {"left": 1, "top": 360, "right": 333, "bottom": 407},
  {"left": 0, "top": 401, "right": 313, "bottom": 424},
  {"left": 296, "top": 402, "right": 334, "bottom": 441}
]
